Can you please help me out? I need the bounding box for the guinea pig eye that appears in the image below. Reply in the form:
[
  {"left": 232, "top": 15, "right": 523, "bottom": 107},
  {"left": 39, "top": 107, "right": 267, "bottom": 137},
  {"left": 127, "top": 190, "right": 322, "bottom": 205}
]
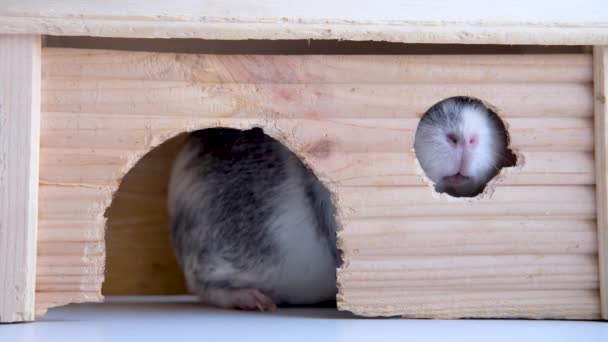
[{"left": 446, "top": 133, "right": 458, "bottom": 145}]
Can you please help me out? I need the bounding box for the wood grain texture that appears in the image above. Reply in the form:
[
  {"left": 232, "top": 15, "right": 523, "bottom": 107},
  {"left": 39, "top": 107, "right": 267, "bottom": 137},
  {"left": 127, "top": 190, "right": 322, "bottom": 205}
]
[
  {"left": 594, "top": 45, "right": 608, "bottom": 320},
  {"left": 337, "top": 289, "right": 600, "bottom": 320},
  {"left": 339, "top": 186, "right": 596, "bottom": 219},
  {"left": 39, "top": 115, "right": 594, "bottom": 153},
  {"left": 37, "top": 48, "right": 599, "bottom": 319},
  {"left": 40, "top": 149, "right": 596, "bottom": 187},
  {"left": 103, "top": 135, "right": 187, "bottom": 295},
  {"left": 0, "top": 35, "right": 40, "bottom": 323},
  {"left": 2, "top": 1, "right": 608, "bottom": 44},
  {"left": 340, "top": 218, "right": 597, "bottom": 256},
  {"left": 41, "top": 83, "right": 593, "bottom": 119}
]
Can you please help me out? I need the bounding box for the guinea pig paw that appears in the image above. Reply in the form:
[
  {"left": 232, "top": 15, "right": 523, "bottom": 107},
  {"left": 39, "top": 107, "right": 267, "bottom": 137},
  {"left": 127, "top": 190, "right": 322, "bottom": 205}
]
[{"left": 233, "top": 289, "right": 277, "bottom": 312}]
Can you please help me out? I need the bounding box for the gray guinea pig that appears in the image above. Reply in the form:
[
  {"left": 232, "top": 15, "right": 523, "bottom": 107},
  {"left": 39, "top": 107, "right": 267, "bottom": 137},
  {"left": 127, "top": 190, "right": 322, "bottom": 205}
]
[
  {"left": 168, "top": 127, "right": 340, "bottom": 311},
  {"left": 414, "top": 97, "right": 515, "bottom": 197}
]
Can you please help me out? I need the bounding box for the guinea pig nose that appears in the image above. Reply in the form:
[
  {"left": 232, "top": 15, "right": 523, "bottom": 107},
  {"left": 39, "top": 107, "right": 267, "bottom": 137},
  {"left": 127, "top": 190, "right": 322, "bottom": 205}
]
[{"left": 446, "top": 133, "right": 459, "bottom": 146}]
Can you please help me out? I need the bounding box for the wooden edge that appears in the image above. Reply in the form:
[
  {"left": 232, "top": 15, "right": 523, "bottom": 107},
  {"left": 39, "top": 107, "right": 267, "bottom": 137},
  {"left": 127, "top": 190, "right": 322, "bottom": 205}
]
[
  {"left": 1, "top": 0, "right": 608, "bottom": 44},
  {"left": 594, "top": 45, "right": 608, "bottom": 320},
  {"left": 0, "top": 34, "right": 41, "bottom": 323},
  {"left": 3, "top": 18, "right": 608, "bottom": 45}
]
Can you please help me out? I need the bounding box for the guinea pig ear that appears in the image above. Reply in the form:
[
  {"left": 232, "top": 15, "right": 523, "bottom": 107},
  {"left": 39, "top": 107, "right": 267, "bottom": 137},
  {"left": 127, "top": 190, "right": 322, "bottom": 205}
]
[
  {"left": 242, "top": 127, "right": 265, "bottom": 140},
  {"left": 190, "top": 128, "right": 241, "bottom": 158}
]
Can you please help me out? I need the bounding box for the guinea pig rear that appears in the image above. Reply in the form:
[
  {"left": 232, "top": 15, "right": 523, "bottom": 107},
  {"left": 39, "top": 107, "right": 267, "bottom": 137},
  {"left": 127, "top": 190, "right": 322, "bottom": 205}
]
[{"left": 168, "top": 127, "right": 339, "bottom": 311}]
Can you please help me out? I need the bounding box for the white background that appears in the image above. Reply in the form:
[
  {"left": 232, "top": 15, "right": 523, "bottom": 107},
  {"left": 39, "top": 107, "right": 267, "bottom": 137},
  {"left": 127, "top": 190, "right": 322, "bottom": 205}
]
[{"left": 2, "top": 296, "right": 607, "bottom": 342}]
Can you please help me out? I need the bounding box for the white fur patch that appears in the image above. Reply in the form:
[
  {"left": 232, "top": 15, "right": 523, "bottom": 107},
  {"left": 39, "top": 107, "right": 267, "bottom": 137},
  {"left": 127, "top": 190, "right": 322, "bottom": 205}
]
[{"left": 266, "top": 159, "right": 337, "bottom": 304}]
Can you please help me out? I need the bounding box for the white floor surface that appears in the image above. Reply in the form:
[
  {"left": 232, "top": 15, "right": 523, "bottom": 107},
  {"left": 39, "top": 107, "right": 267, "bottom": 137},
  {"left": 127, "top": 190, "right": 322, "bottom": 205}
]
[{"left": 1, "top": 296, "right": 608, "bottom": 342}]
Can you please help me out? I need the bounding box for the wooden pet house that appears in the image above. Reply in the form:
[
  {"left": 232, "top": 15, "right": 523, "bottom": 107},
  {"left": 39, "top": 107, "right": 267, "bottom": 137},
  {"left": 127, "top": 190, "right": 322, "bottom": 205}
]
[{"left": 1, "top": 0, "right": 608, "bottom": 322}]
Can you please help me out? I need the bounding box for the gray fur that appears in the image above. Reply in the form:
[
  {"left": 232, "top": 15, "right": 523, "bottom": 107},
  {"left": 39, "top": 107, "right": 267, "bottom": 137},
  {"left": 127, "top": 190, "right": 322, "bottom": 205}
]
[{"left": 168, "top": 127, "right": 339, "bottom": 309}]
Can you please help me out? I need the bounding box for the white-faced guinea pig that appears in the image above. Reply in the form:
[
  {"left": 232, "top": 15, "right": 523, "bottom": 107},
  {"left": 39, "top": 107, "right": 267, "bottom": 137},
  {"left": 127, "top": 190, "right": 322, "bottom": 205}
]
[
  {"left": 168, "top": 127, "right": 340, "bottom": 311},
  {"left": 414, "top": 97, "right": 516, "bottom": 197}
]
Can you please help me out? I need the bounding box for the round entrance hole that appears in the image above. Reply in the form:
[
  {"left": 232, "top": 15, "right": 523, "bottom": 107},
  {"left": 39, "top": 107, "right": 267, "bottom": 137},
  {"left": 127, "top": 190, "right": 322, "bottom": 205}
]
[
  {"left": 414, "top": 96, "right": 517, "bottom": 198},
  {"left": 104, "top": 127, "right": 340, "bottom": 307},
  {"left": 104, "top": 133, "right": 189, "bottom": 295}
]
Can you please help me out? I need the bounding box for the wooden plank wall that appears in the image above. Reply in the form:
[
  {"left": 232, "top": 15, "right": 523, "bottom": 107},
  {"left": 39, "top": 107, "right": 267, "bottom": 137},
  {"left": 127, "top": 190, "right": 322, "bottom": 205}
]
[
  {"left": 0, "top": 35, "right": 40, "bottom": 323},
  {"left": 38, "top": 48, "right": 599, "bottom": 319},
  {"left": 594, "top": 46, "right": 608, "bottom": 320}
]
